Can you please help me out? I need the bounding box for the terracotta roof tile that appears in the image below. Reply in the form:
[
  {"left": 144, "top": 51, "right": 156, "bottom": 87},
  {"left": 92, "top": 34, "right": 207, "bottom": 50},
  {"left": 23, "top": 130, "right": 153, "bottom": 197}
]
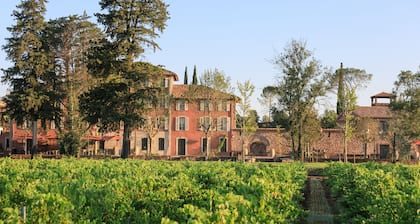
[
  {"left": 371, "top": 92, "right": 394, "bottom": 98},
  {"left": 172, "top": 84, "right": 239, "bottom": 101},
  {"left": 353, "top": 106, "right": 391, "bottom": 119}
]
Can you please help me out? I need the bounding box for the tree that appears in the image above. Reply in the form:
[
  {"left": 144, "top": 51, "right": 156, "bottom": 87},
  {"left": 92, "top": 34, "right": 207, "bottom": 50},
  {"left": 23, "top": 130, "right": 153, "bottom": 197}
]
[
  {"left": 334, "top": 62, "right": 372, "bottom": 114},
  {"left": 236, "top": 80, "right": 257, "bottom": 158},
  {"left": 200, "top": 68, "right": 234, "bottom": 94},
  {"left": 321, "top": 109, "right": 337, "bottom": 128},
  {"left": 192, "top": 65, "right": 198, "bottom": 85},
  {"left": 45, "top": 14, "right": 103, "bottom": 156},
  {"left": 340, "top": 88, "right": 358, "bottom": 162},
  {"left": 82, "top": 0, "right": 169, "bottom": 158},
  {"left": 272, "top": 40, "right": 331, "bottom": 160},
  {"left": 390, "top": 70, "right": 420, "bottom": 159},
  {"left": 258, "top": 86, "right": 277, "bottom": 124},
  {"left": 183, "top": 66, "right": 188, "bottom": 84},
  {"left": 334, "top": 63, "right": 371, "bottom": 162},
  {"left": 2, "top": 0, "right": 63, "bottom": 157}
]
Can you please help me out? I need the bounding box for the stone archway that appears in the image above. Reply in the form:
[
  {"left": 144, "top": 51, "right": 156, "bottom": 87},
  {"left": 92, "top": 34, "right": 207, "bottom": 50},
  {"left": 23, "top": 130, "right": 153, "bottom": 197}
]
[{"left": 250, "top": 142, "right": 267, "bottom": 156}]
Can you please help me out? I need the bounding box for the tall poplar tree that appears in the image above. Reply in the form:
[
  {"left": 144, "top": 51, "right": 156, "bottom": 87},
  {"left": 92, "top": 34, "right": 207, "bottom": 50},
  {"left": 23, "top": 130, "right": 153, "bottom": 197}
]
[
  {"left": 80, "top": 0, "right": 169, "bottom": 158},
  {"left": 2, "top": 0, "right": 62, "bottom": 156},
  {"left": 237, "top": 80, "right": 257, "bottom": 158}
]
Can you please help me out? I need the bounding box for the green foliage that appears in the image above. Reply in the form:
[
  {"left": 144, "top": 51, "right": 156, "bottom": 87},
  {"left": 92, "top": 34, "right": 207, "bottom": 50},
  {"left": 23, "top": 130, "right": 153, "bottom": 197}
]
[
  {"left": 0, "top": 159, "right": 307, "bottom": 223},
  {"left": 58, "top": 131, "right": 83, "bottom": 156},
  {"left": 325, "top": 162, "right": 420, "bottom": 223},
  {"left": 200, "top": 68, "right": 234, "bottom": 94},
  {"left": 391, "top": 70, "right": 420, "bottom": 141},
  {"left": 2, "top": 0, "right": 63, "bottom": 126},
  {"left": 272, "top": 39, "right": 331, "bottom": 158},
  {"left": 192, "top": 65, "right": 198, "bottom": 85},
  {"left": 184, "top": 66, "right": 188, "bottom": 84},
  {"left": 321, "top": 109, "right": 337, "bottom": 128},
  {"left": 86, "top": 0, "right": 169, "bottom": 158},
  {"left": 334, "top": 63, "right": 372, "bottom": 115}
]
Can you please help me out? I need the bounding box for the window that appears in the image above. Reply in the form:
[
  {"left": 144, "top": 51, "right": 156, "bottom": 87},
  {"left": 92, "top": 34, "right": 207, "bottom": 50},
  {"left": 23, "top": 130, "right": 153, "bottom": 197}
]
[
  {"left": 201, "top": 138, "right": 208, "bottom": 152},
  {"left": 99, "top": 140, "right": 105, "bottom": 150},
  {"left": 217, "top": 101, "right": 230, "bottom": 111},
  {"left": 18, "top": 119, "right": 32, "bottom": 129},
  {"left": 200, "top": 100, "right": 212, "bottom": 111},
  {"left": 176, "top": 117, "right": 188, "bottom": 131},
  {"left": 165, "top": 78, "right": 170, "bottom": 88},
  {"left": 198, "top": 117, "right": 214, "bottom": 131},
  {"left": 141, "top": 138, "right": 148, "bottom": 150},
  {"left": 50, "top": 120, "right": 56, "bottom": 130},
  {"left": 176, "top": 100, "right": 188, "bottom": 111},
  {"left": 380, "top": 121, "right": 388, "bottom": 133},
  {"left": 218, "top": 117, "right": 230, "bottom": 131},
  {"left": 158, "top": 138, "right": 165, "bottom": 151},
  {"left": 158, "top": 116, "right": 168, "bottom": 130},
  {"left": 161, "top": 78, "right": 169, "bottom": 88},
  {"left": 159, "top": 95, "right": 168, "bottom": 108},
  {"left": 218, "top": 136, "right": 227, "bottom": 152}
]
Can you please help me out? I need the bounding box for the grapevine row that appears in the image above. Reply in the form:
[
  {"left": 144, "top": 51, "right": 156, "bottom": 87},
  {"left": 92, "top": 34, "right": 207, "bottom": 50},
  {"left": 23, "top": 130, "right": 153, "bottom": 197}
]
[
  {"left": 0, "top": 159, "right": 306, "bottom": 223},
  {"left": 324, "top": 162, "right": 420, "bottom": 224}
]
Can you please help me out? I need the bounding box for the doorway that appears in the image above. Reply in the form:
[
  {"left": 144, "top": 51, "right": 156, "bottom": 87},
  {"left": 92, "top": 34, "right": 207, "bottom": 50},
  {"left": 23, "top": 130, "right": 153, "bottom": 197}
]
[{"left": 177, "top": 138, "right": 186, "bottom": 155}]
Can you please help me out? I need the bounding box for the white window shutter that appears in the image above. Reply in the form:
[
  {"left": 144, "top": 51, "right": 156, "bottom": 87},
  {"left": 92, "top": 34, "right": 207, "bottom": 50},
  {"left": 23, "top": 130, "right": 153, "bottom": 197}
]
[
  {"left": 200, "top": 101, "right": 204, "bottom": 111},
  {"left": 175, "top": 101, "right": 180, "bottom": 111},
  {"left": 164, "top": 78, "right": 169, "bottom": 88},
  {"left": 227, "top": 117, "right": 231, "bottom": 131},
  {"left": 226, "top": 102, "right": 230, "bottom": 111},
  {"left": 175, "top": 117, "right": 179, "bottom": 131},
  {"left": 185, "top": 101, "right": 188, "bottom": 111},
  {"left": 164, "top": 117, "right": 168, "bottom": 130},
  {"left": 185, "top": 117, "right": 189, "bottom": 131}
]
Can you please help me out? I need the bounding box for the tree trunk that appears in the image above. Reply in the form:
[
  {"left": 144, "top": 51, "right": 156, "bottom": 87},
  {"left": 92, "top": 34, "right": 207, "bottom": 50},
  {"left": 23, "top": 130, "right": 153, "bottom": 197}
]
[
  {"left": 147, "top": 136, "right": 153, "bottom": 159},
  {"left": 343, "top": 132, "right": 348, "bottom": 162},
  {"left": 31, "top": 120, "right": 37, "bottom": 159},
  {"left": 363, "top": 143, "right": 367, "bottom": 159},
  {"left": 121, "top": 122, "right": 131, "bottom": 159}
]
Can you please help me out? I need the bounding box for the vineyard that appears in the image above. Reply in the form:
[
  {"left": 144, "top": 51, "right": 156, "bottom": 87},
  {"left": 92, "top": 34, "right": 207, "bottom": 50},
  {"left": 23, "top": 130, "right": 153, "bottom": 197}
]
[
  {"left": 324, "top": 162, "right": 420, "bottom": 224},
  {"left": 0, "top": 159, "right": 306, "bottom": 223}
]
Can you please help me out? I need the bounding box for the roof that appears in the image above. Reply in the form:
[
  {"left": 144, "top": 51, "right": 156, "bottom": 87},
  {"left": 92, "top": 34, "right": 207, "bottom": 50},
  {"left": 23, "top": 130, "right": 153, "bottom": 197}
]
[
  {"left": 371, "top": 92, "right": 394, "bottom": 98},
  {"left": 172, "top": 84, "right": 240, "bottom": 101},
  {"left": 163, "top": 69, "right": 179, "bottom": 81},
  {"left": 353, "top": 106, "right": 392, "bottom": 119}
]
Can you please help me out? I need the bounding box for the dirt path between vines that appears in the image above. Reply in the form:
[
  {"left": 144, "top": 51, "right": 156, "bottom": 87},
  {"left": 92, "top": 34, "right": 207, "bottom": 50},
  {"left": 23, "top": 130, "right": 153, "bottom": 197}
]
[{"left": 303, "top": 170, "right": 336, "bottom": 224}]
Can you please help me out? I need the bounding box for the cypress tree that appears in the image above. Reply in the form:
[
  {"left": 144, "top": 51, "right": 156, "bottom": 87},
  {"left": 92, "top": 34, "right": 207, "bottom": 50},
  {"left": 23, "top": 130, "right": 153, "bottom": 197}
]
[
  {"left": 192, "top": 65, "right": 198, "bottom": 85},
  {"left": 337, "top": 62, "right": 344, "bottom": 115},
  {"left": 184, "top": 66, "right": 188, "bottom": 84}
]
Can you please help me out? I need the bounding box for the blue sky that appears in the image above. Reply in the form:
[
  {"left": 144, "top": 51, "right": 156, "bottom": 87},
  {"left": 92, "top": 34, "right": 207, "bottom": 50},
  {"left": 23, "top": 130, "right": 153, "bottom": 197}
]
[{"left": 1, "top": 0, "right": 420, "bottom": 117}]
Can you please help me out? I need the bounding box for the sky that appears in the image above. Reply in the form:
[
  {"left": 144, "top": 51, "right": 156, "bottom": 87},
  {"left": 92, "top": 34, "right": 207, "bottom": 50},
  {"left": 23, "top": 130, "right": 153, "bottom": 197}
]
[{"left": 1, "top": 0, "right": 420, "bottom": 118}]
